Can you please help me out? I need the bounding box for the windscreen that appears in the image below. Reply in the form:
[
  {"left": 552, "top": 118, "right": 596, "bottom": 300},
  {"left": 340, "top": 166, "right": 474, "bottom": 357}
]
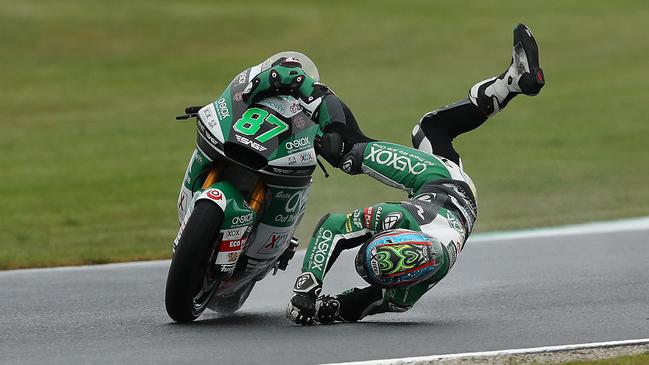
[{"left": 262, "top": 51, "right": 320, "bottom": 82}]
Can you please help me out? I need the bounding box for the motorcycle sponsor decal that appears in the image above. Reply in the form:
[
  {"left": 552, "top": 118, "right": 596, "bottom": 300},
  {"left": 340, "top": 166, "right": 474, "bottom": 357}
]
[
  {"left": 206, "top": 189, "right": 223, "bottom": 201},
  {"left": 200, "top": 104, "right": 220, "bottom": 131},
  {"left": 199, "top": 122, "right": 223, "bottom": 147},
  {"left": 215, "top": 97, "right": 230, "bottom": 121},
  {"left": 382, "top": 212, "right": 403, "bottom": 230},
  {"left": 299, "top": 151, "right": 314, "bottom": 163},
  {"left": 268, "top": 148, "right": 316, "bottom": 167},
  {"left": 272, "top": 167, "right": 293, "bottom": 174},
  {"left": 222, "top": 227, "right": 246, "bottom": 241},
  {"left": 290, "top": 103, "right": 303, "bottom": 115},
  {"left": 196, "top": 188, "right": 227, "bottom": 212},
  {"left": 274, "top": 191, "right": 292, "bottom": 200},
  {"left": 232, "top": 212, "right": 254, "bottom": 226},
  {"left": 233, "top": 91, "right": 244, "bottom": 102},
  {"left": 273, "top": 190, "right": 306, "bottom": 223},
  {"left": 219, "top": 238, "right": 246, "bottom": 252},
  {"left": 259, "top": 232, "right": 290, "bottom": 254},
  {"left": 235, "top": 134, "right": 267, "bottom": 152},
  {"left": 309, "top": 228, "right": 333, "bottom": 272},
  {"left": 228, "top": 252, "right": 240, "bottom": 263},
  {"left": 285, "top": 192, "right": 303, "bottom": 212},
  {"left": 285, "top": 137, "right": 311, "bottom": 151},
  {"left": 365, "top": 144, "right": 430, "bottom": 175}
]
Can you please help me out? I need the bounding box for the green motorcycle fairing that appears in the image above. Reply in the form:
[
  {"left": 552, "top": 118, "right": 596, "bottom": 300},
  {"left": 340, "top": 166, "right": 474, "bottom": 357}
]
[{"left": 176, "top": 61, "right": 324, "bottom": 293}]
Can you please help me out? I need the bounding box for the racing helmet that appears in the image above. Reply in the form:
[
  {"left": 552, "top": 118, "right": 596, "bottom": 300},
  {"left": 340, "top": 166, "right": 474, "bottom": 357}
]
[
  {"left": 260, "top": 51, "right": 320, "bottom": 82},
  {"left": 355, "top": 229, "right": 447, "bottom": 288}
]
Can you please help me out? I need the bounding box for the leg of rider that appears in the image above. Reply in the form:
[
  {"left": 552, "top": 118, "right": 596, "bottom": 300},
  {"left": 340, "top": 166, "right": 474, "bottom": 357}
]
[
  {"left": 334, "top": 243, "right": 452, "bottom": 322},
  {"left": 298, "top": 202, "right": 423, "bottom": 323},
  {"left": 412, "top": 24, "right": 544, "bottom": 166},
  {"left": 300, "top": 213, "right": 371, "bottom": 286},
  {"left": 322, "top": 201, "right": 461, "bottom": 323},
  {"left": 412, "top": 99, "right": 486, "bottom": 165}
]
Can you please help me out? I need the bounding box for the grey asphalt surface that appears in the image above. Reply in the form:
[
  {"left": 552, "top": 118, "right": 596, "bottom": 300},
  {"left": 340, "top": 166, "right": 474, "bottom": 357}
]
[{"left": 1, "top": 228, "right": 648, "bottom": 365}]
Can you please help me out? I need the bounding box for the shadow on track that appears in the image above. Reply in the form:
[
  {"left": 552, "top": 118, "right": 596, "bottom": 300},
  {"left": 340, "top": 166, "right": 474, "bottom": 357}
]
[{"left": 163, "top": 312, "right": 279, "bottom": 328}]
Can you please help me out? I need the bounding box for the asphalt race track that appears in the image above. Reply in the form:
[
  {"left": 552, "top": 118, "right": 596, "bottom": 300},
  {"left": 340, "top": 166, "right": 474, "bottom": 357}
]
[{"left": 1, "top": 222, "right": 648, "bottom": 364}]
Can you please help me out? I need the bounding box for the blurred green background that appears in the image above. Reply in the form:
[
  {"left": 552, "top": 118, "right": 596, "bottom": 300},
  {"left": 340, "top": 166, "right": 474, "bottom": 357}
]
[{"left": 1, "top": 0, "right": 648, "bottom": 269}]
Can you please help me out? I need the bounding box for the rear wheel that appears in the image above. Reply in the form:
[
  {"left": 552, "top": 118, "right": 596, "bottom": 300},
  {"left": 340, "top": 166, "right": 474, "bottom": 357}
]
[{"left": 165, "top": 200, "right": 224, "bottom": 322}]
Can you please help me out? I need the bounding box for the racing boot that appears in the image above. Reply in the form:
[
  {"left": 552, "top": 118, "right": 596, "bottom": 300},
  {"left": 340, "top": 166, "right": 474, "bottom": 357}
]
[{"left": 469, "top": 23, "right": 545, "bottom": 116}]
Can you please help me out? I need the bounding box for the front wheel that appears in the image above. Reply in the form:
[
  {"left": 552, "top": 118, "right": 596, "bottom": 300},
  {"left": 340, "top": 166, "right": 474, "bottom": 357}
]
[{"left": 165, "top": 200, "right": 224, "bottom": 322}]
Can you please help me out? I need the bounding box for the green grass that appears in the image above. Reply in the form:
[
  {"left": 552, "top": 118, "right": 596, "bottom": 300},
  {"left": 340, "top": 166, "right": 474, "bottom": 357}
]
[
  {"left": 525, "top": 352, "right": 649, "bottom": 365},
  {"left": 1, "top": 0, "right": 648, "bottom": 269}
]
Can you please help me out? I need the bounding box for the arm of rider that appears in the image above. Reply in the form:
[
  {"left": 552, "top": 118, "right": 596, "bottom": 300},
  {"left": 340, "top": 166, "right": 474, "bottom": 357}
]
[
  {"left": 241, "top": 60, "right": 376, "bottom": 170},
  {"left": 240, "top": 59, "right": 348, "bottom": 129}
]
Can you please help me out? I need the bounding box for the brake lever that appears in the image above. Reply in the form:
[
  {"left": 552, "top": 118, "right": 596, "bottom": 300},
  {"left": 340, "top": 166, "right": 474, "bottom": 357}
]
[{"left": 176, "top": 105, "right": 204, "bottom": 121}]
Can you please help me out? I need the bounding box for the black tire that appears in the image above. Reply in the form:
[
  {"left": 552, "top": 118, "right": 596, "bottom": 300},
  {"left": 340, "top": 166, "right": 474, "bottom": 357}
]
[{"left": 165, "top": 200, "right": 224, "bottom": 322}]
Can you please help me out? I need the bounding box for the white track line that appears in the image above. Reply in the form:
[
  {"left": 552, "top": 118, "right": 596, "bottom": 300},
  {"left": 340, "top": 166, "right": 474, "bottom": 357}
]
[
  {"left": 2, "top": 216, "right": 648, "bottom": 274},
  {"left": 321, "top": 338, "right": 649, "bottom": 365},
  {"left": 469, "top": 216, "right": 649, "bottom": 242}
]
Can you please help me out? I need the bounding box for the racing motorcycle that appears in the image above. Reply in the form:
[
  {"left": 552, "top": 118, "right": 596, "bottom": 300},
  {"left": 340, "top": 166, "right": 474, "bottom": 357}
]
[{"left": 165, "top": 52, "right": 325, "bottom": 322}]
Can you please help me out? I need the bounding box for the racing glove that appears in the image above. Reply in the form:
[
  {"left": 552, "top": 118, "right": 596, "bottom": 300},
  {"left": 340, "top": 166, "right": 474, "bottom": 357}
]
[
  {"left": 286, "top": 272, "right": 322, "bottom": 325},
  {"left": 242, "top": 57, "right": 308, "bottom": 103},
  {"left": 314, "top": 295, "right": 341, "bottom": 324},
  {"left": 242, "top": 59, "right": 334, "bottom": 125},
  {"left": 314, "top": 129, "right": 346, "bottom": 168}
]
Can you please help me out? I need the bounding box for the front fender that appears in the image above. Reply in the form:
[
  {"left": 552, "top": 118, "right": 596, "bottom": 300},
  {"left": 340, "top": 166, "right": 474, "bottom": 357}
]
[{"left": 194, "top": 181, "right": 255, "bottom": 230}]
